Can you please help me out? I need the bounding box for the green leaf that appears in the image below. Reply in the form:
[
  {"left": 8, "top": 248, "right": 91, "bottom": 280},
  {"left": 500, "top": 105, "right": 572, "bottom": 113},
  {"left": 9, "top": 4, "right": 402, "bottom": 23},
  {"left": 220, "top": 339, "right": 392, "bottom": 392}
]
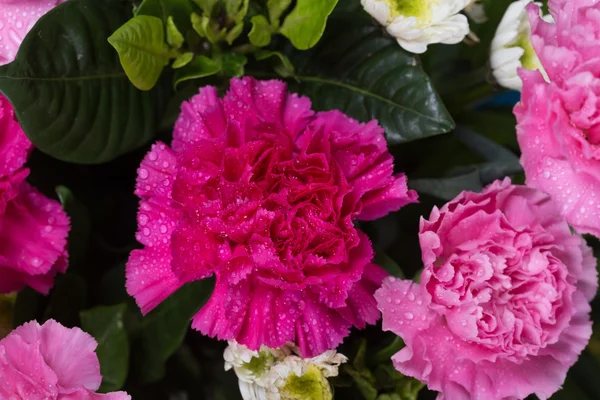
[
  {"left": 166, "top": 16, "right": 185, "bottom": 49},
  {"left": 280, "top": 0, "right": 338, "bottom": 50},
  {"left": 136, "top": 0, "right": 194, "bottom": 31},
  {"left": 133, "top": 279, "right": 214, "bottom": 383},
  {"left": 43, "top": 274, "right": 87, "bottom": 327},
  {"left": 109, "top": 15, "right": 171, "bottom": 90},
  {"left": 249, "top": 15, "right": 273, "bottom": 47},
  {"left": 174, "top": 55, "right": 221, "bottom": 88},
  {"left": 226, "top": 0, "right": 249, "bottom": 23},
  {"left": 226, "top": 22, "right": 245, "bottom": 45},
  {"left": 255, "top": 50, "right": 295, "bottom": 77},
  {"left": 193, "top": 0, "right": 219, "bottom": 15},
  {"left": 56, "top": 186, "right": 90, "bottom": 271},
  {"left": 220, "top": 52, "right": 247, "bottom": 77},
  {"left": 191, "top": 12, "right": 220, "bottom": 43},
  {"left": 0, "top": 0, "right": 170, "bottom": 164},
  {"left": 81, "top": 304, "right": 129, "bottom": 392},
  {"left": 374, "top": 253, "right": 404, "bottom": 278},
  {"left": 268, "top": 0, "right": 292, "bottom": 28},
  {"left": 286, "top": 12, "right": 454, "bottom": 144},
  {"left": 172, "top": 52, "right": 195, "bottom": 69},
  {"left": 12, "top": 288, "right": 42, "bottom": 327},
  {"left": 409, "top": 159, "right": 523, "bottom": 200}
]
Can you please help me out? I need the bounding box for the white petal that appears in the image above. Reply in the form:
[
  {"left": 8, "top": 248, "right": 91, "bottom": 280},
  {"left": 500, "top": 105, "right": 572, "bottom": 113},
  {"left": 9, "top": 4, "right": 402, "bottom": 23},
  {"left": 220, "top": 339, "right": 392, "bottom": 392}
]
[{"left": 361, "top": 0, "right": 392, "bottom": 26}]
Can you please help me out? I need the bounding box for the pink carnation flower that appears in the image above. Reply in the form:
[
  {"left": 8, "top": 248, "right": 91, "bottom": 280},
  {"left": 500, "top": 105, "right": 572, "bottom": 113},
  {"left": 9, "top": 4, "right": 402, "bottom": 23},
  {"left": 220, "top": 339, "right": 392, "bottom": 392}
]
[
  {"left": 0, "top": 319, "right": 130, "bottom": 399},
  {"left": 376, "top": 179, "right": 597, "bottom": 400},
  {"left": 126, "top": 77, "right": 417, "bottom": 356},
  {"left": 0, "top": 0, "right": 66, "bottom": 65},
  {"left": 0, "top": 95, "right": 69, "bottom": 294},
  {"left": 515, "top": 0, "right": 600, "bottom": 237}
]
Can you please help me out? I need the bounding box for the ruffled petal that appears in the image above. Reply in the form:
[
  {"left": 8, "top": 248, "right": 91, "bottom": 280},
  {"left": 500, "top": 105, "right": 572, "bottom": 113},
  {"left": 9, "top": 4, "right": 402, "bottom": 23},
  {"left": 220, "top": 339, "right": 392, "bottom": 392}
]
[
  {"left": 58, "top": 388, "right": 131, "bottom": 400},
  {"left": 28, "top": 320, "right": 101, "bottom": 391},
  {"left": 0, "top": 182, "right": 69, "bottom": 294},
  {"left": 0, "top": 95, "right": 31, "bottom": 176}
]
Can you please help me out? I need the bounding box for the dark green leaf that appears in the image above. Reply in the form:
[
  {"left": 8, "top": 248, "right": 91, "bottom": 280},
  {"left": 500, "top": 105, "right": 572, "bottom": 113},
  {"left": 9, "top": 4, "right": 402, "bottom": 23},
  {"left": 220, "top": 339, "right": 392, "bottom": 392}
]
[
  {"left": 43, "top": 274, "right": 87, "bottom": 327},
  {"left": 56, "top": 186, "right": 91, "bottom": 271},
  {"left": 136, "top": 0, "right": 195, "bottom": 31},
  {"left": 280, "top": 0, "right": 338, "bottom": 50},
  {"left": 249, "top": 15, "right": 272, "bottom": 47},
  {"left": 173, "top": 55, "right": 221, "bottom": 88},
  {"left": 108, "top": 15, "right": 171, "bottom": 90},
  {"left": 374, "top": 253, "right": 405, "bottom": 278},
  {"left": 133, "top": 279, "right": 214, "bottom": 383},
  {"left": 81, "top": 304, "right": 129, "bottom": 392},
  {"left": 410, "top": 159, "right": 523, "bottom": 200},
  {"left": 220, "top": 52, "right": 247, "bottom": 77},
  {"left": 454, "top": 125, "right": 518, "bottom": 163},
  {"left": 12, "top": 288, "right": 42, "bottom": 327},
  {"left": 0, "top": 0, "right": 170, "bottom": 164},
  {"left": 286, "top": 12, "right": 454, "bottom": 144}
]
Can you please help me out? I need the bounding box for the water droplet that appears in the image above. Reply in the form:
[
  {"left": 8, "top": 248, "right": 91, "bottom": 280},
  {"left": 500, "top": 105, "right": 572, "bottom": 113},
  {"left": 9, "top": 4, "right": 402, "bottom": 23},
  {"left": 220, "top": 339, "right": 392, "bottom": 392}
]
[
  {"left": 407, "top": 293, "right": 415, "bottom": 301},
  {"left": 404, "top": 312, "right": 414, "bottom": 320},
  {"left": 461, "top": 320, "right": 467, "bottom": 326},
  {"left": 139, "top": 168, "right": 149, "bottom": 179}
]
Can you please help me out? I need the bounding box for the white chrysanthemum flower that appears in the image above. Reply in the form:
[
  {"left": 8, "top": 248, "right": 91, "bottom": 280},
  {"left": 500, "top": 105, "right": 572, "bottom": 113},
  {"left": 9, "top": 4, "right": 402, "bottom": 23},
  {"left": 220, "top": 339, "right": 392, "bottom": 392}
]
[
  {"left": 361, "top": 0, "right": 472, "bottom": 54},
  {"left": 490, "top": 0, "right": 553, "bottom": 91},
  {"left": 224, "top": 342, "right": 347, "bottom": 400},
  {"left": 464, "top": 0, "right": 487, "bottom": 23}
]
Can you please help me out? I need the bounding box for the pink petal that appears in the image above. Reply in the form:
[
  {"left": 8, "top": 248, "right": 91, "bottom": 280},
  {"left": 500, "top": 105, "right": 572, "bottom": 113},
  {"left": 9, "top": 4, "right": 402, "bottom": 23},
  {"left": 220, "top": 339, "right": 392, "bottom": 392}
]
[
  {"left": 58, "top": 389, "right": 131, "bottom": 400},
  {"left": 0, "top": 325, "right": 58, "bottom": 399},
  {"left": 0, "top": 0, "right": 66, "bottom": 65},
  {"left": 18, "top": 320, "right": 101, "bottom": 391}
]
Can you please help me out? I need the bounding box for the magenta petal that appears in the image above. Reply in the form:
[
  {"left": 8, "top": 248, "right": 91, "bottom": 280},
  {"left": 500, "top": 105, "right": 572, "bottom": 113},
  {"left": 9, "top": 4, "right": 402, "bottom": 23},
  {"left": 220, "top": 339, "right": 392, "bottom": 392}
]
[
  {"left": 0, "top": 96, "right": 31, "bottom": 176},
  {"left": 337, "top": 262, "right": 387, "bottom": 328},
  {"left": 0, "top": 182, "right": 69, "bottom": 294}
]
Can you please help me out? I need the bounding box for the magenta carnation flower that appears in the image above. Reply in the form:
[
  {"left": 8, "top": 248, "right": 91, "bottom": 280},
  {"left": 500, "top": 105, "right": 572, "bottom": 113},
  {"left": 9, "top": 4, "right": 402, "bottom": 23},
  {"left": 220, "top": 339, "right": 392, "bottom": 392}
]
[
  {"left": 515, "top": 0, "right": 600, "bottom": 237},
  {"left": 0, "top": 319, "right": 130, "bottom": 399},
  {"left": 0, "top": 95, "right": 70, "bottom": 295},
  {"left": 126, "top": 77, "right": 417, "bottom": 356},
  {"left": 376, "top": 179, "right": 597, "bottom": 400},
  {"left": 0, "top": 0, "right": 66, "bottom": 65}
]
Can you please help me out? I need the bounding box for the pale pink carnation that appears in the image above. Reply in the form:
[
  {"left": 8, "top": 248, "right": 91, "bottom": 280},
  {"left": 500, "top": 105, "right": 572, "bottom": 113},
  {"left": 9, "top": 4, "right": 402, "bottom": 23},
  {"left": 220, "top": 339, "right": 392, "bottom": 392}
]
[
  {"left": 515, "top": 0, "right": 600, "bottom": 237},
  {"left": 376, "top": 179, "right": 597, "bottom": 400},
  {"left": 126, "top": 77, "right": 417, "bottom": 357},
  {"left": 0, "top": 319, "right": 130, "bottom": 399},
  {"left": 0, "top": 0, "right": 66, "bottom": 65},
  {"left": 0, "top": 95, "right": 69, "bottom": 295}
]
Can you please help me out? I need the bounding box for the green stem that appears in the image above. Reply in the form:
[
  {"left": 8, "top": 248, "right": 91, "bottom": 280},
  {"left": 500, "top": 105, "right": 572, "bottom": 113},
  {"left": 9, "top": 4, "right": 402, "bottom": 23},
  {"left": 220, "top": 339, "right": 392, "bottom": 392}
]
[{"left": 370, "top": 337, "right": 404, "bottom": 366}]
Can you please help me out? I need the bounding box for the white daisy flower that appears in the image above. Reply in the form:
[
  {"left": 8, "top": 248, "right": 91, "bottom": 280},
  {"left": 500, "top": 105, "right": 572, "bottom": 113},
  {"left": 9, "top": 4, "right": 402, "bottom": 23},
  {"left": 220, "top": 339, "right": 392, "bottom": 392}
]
[
  {"left": 223, "top": 342, "right": 347, "bottom": 400},
  {"left": 361, "top": 0, "right": 472, "bottom": 54},
  {"left": 490, "top": 0, "right": 553, "bottom": 91}
]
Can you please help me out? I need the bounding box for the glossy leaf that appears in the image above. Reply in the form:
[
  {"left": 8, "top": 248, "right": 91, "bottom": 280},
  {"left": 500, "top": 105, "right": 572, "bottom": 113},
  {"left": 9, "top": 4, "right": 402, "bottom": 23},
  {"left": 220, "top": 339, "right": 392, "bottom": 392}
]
[
  {"left": 109, "top": 15, "right": 171, "bottom": 91},
  {"left": 136, "top": 0, "right": 194, "bottom": 31},
  {"left": 280, "top": 0, "right": 338, "bottom": 50},
  {"left": 81, "top": 304, "right": 129, "bottom": 392},
  {"left": 174, "top": 55, "right": 221, "bottom": 88},
  {"left": 287, "top": 12, "right": 454, "bottom": 144},
  {"left": 133, "top": 279, "right": 214, "bottom": 383},
  {"left": 0, "top": 0, "right": 170, "bottom": 164}
]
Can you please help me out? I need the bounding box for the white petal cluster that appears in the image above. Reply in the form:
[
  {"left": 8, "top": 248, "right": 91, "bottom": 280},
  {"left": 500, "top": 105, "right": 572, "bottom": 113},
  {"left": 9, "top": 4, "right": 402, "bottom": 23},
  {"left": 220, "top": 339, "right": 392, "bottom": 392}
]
[
  {"left": 464, "top": 0, "right": 487, "bottom": 23},
  {"left": 490, "top": 0, "right": 553, "bottom": 91},
  {"left": 223, "top": 341, "right": 347, "bottom": 400},
  {"left": 361, "top": 0, "right": 472, "bottom": 54}
]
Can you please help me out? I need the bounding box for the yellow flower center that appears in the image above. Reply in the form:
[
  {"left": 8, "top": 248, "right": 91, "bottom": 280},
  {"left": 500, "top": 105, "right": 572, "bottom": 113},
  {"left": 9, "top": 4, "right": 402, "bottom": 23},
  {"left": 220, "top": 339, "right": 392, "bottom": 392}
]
[
  {"left": 386, "top": 0, "right": 431, "bottom": 20},
  {"left": 280, "top": 365, "right": 332, "bottom": 400}
]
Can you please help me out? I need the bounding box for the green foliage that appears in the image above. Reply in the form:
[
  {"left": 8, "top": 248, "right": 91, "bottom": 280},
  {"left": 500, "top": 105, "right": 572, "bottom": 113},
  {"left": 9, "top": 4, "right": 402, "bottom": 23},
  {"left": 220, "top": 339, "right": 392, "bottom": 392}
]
[
  {"left": 174, "top": 55, "right": 221, "bottom": 87},
  {"left": 249, "top": 15, "right": 273, "bottom": 47},
  {"left": 287, "top": 12, "right": 454, "bottom": 144},
  {"left": 280, "top": 0, "right": 339, "bottom": 50},
  {"left": 0, "top": 0, "right": 170, "bottom": 164},
  {"left": 81, "top": 304, "right": 130, "bottom": 391},
  {"left": 109, "top": 15, "right": 172, "bottom": 91}
]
